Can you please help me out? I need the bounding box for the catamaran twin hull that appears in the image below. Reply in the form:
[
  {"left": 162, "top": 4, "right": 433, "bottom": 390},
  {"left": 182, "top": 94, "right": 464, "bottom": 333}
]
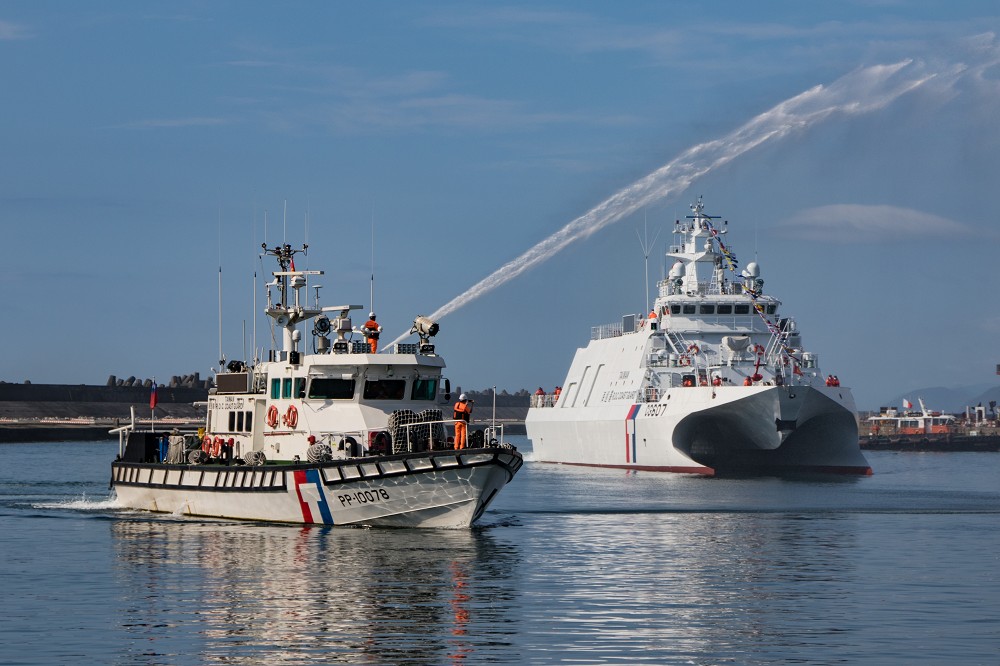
[
  {"left": 112, "top": 447, "right": 522, "bottom": 528},
  {"left": 527, "top": 385, "right": 872, "bottom": 476}
]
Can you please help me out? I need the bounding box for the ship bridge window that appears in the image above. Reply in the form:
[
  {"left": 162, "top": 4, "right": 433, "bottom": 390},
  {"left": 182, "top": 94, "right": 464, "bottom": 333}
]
[
  {"left": 717, "top": 304, "right": 732, "bottom": 314},
  {"left": 225, "top": 410, "right": 252, "bottom": 433},
  {"left": 270, "top": 379, "right": 280, "bottom": 399},
  {"left": 671, "top": 305, "right": 681, "bottom": 315},
  {"left": 766, "top": 304, "right": 777, "bottom": 315},
  {"left": 363, "top": 379, "right": 406, "bottom": 400},
  {"left": 282, "top": 378, "right": 293, "bottom": 399},
  {"left": 682, "top": 305, "right": 696, "bottom": 314},
  {"left": 699, "top": 304, "right": 715, "bottom": 315},
  {"left": 308, "top": 378, "right": 356, "bottom": 400},
  {"left": 411, "top": 378, "right": 438, "bottom": 401},
  {"left": 734, "top": 304, "right": 750, "bottom": 315}
]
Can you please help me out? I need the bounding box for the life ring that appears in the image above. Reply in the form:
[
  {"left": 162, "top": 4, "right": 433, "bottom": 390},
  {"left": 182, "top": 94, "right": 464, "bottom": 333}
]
[
  {"left": 687, "top": 344, "right": 700, "bottom": 354},
  {"left": 266, "top": 405, "right": 279, "bottom": 428},
  {"left": 212, "top": 436, "right": 223, "bottom": 457},
  {"left": 202, "top": 435, "right": 213, "bottom": 454},
  {"left": 284, "top": 405, "right": 298, "bottom": 429},
  {"left": 678, "top": 355, "right": 691, "bottom": 367}
]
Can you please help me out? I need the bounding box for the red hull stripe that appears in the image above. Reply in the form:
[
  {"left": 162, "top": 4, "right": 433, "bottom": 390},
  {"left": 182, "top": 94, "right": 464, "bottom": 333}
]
[
  {"left": 293, "top": 469, "right": 314, "bottom": 523},
  {"left": 625, "top": 404, "right": 641, "bottom": 464}
]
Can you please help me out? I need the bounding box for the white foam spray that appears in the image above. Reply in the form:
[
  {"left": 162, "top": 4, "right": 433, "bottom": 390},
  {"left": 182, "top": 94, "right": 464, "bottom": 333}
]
[
  {"left": 33, "top": 494, "right": 122, "bottom": 511},
  {"left": 387, "top": 54, "right": 978, "bottom": 347}
]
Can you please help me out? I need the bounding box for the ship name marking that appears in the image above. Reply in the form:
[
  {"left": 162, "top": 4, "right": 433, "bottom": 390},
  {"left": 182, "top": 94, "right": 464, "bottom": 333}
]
[
  {"left": 601, "top": 390, "right": 638, "bottom": 403},
  {"left": 338, "top": 488, "right": 391, "bottom": 506},
  {"left": 643, "top": 403, "right": 667, "bottom": 417}
]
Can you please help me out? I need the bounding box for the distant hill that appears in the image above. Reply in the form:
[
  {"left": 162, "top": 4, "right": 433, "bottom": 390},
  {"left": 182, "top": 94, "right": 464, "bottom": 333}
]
[{"left": 883, "top": 384, "right": 1000, "bottom": 413}]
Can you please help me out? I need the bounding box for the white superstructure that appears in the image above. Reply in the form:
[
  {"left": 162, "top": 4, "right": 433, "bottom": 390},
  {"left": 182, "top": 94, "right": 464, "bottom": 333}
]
[
  {"left": 112, "top": 243, "right": 522, "bottom": 526},
  {"left": 526, "top": 197, "right": 871, "bottom": 475}
]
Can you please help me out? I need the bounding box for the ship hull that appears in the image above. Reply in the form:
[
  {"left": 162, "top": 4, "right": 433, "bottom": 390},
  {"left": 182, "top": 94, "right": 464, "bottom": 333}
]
[
  {"left": 526, "top": 385, "right": 871, "bottom": 476},
  {"left": 111, "top": 447, "right": 522, "bottom": 528}
]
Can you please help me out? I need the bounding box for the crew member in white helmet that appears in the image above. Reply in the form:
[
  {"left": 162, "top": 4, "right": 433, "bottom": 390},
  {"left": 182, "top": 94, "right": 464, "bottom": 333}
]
[
  {"left": 363, "top": 312, "right": 382, "bottom": 353},
  {"left": 453, "top": 393, "right": 473, "bottom": 449}
]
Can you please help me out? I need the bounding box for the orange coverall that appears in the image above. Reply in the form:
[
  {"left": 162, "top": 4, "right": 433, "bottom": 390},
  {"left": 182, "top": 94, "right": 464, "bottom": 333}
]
[
  {"left": 363, "top": 319, "right": 381, "bottom": 353},
  {"left": 453, "top": 400, "right": 472, "bottom": 449}
]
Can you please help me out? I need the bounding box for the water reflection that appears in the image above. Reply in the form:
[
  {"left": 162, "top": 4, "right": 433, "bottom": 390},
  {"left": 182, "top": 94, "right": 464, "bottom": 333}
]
[
  {"left": 511, "top": 510, "right": 862, "bottom": 663},
  {"left": 112, "top": 520, "right": 520, "bottom": 664}
]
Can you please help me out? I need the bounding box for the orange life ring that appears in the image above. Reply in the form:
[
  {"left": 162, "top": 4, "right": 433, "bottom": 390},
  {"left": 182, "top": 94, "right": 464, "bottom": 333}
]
[
  {"left": 284, "top": 405, "right": 298, "bottom": 429},
  {"left": 212, "top": 436, "right": 223, "bottom": 457},
  {"left": 202, "top": 435, "right": 213, "bottom": 453},
  {"left": 266, "top": 404, "right": 279, "bottom": 428},
  {"left": 687, "top": 344, "right": 700, "bottom": 354},
  {"left": 678, "top": 355, "right": 691, "bottom": 367}
]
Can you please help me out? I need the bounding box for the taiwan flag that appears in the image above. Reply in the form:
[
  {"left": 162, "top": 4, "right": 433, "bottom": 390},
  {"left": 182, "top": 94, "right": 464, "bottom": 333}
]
[{"left": 150, "top": 382, "right": 158, "bottom": 410}]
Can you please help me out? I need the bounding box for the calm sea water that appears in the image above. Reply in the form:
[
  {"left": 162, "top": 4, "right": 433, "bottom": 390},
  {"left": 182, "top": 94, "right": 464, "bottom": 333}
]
[{"left": 1, "top": 437, "right": 998, "bottom": 665}]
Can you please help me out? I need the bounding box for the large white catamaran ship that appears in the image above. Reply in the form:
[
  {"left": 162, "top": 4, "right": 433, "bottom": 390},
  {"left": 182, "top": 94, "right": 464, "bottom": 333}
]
[
  {"left": 526, "top": 197, "right": 871, "bottom": 476},
  {"left": 111, "top": 243, "right": 522, "bottom": 527}
]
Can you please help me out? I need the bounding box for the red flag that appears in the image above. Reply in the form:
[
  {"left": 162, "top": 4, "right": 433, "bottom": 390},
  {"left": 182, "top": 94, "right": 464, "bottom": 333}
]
[{"left": 150, "top": 382, "right": 158, "bottom": 410}]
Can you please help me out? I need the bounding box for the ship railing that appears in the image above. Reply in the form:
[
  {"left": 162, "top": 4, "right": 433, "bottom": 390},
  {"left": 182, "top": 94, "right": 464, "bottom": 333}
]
[
  {"left": 640, "top": 386, "right": 661, "bottom": 403},
  {"left": 389, "top": 419, "right": 503, "bottom": 453},
  {"left": 592, "top": 319, "right": 657, "bottom": 340},
  {"left": 592, "top": 322, "right": 624, "bottom": 340},
  {"left": 341, "top": 418, "right": 507, "bottom": 455},
  {"left": 530, "top": 394, "right": 558, "bottom": 408}
]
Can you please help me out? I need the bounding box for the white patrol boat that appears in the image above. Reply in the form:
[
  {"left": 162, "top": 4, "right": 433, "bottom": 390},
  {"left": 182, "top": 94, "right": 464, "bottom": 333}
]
[
  {"left": 526, "top": 197, "right": 871, "bottom": 476},
  {"left": 111, "top": 243, "right": 522, "bottom": 527}
]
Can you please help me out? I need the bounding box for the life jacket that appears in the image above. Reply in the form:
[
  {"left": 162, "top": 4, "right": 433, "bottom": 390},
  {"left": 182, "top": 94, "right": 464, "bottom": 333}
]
[
  {"left": 453, "top": 401, "right": 471, "bottom": 422},
  {"left": 364, "top": 320, "right": 380, "bottom": 338}
]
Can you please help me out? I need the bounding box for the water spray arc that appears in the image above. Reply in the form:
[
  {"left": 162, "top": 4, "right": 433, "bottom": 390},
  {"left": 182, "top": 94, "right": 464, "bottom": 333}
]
[{"left": 386, "top": 58, "right": 952, "bottom": 348}]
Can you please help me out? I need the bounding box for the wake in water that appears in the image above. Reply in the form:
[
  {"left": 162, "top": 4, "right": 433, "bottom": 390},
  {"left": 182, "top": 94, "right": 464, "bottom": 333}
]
[
  {"left": 33, "top": 494, "right": 121, "bottom": 511},
  {"left": 388, "top": 41, "right": 998, "bottom": 346}
]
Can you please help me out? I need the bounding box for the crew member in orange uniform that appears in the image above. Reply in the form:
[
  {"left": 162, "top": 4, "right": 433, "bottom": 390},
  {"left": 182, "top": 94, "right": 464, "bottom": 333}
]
[
  {"left": 453, "top": 394, "right": 473, "bottom": 449},
  {"left": 363, "top": 312, "right": 382, "bottom": 353}
]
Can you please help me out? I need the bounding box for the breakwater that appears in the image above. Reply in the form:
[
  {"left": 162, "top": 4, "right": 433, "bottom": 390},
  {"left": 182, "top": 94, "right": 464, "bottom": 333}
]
[
  {"left": 0, "top": 382, "right": 209, "bottom": 442},
  {"left": 0, "top": 384, "right": 530, "bottom": 442},
  {"left": 861, "top": 434, "right": 1000, "bottom": 452}
]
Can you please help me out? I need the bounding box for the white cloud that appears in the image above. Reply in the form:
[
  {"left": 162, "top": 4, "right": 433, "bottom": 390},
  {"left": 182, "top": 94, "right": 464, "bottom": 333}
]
[
  {"left": 116, "top": 117, "right": 229, "bottom": 129},
  {"left": 0, "top": 20, "right": 31, "bottom": 40},
  {"left": 222, "top": 54, "right": 621, "bottom": 134},
  {"left": 776, "top": 204, "right": 973, "bottom": 242}
]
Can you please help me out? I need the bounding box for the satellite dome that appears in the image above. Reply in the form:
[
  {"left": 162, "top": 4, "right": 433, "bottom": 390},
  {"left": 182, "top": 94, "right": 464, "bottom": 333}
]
[{"left": 742, "top": 261, "right": 760, "bottom": 278}]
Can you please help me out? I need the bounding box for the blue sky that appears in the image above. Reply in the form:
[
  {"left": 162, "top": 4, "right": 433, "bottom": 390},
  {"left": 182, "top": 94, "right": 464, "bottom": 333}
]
[{"left": 2, "top": 2, "right": 1000, "bottom": 409}]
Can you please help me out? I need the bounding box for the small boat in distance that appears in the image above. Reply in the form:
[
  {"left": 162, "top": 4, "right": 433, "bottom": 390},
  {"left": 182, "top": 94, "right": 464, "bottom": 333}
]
[
  {"left": 111, "top": 242, "right": 522, "bottom": 527},
  {"left": 867, "top": 398, "right": 957, "bottom": 436},
  {"left": 526, "top": 197, "right": 871, "bottom": 476}
]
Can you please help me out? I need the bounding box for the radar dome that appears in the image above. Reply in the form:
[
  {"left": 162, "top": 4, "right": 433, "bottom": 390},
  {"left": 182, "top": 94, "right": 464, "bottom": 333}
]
[
  {"left": 741, "top": 262, "right": 760, "bottom": 278},
  {"left": 668, "top": 261, "right": 684, "bottom": 279}
]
